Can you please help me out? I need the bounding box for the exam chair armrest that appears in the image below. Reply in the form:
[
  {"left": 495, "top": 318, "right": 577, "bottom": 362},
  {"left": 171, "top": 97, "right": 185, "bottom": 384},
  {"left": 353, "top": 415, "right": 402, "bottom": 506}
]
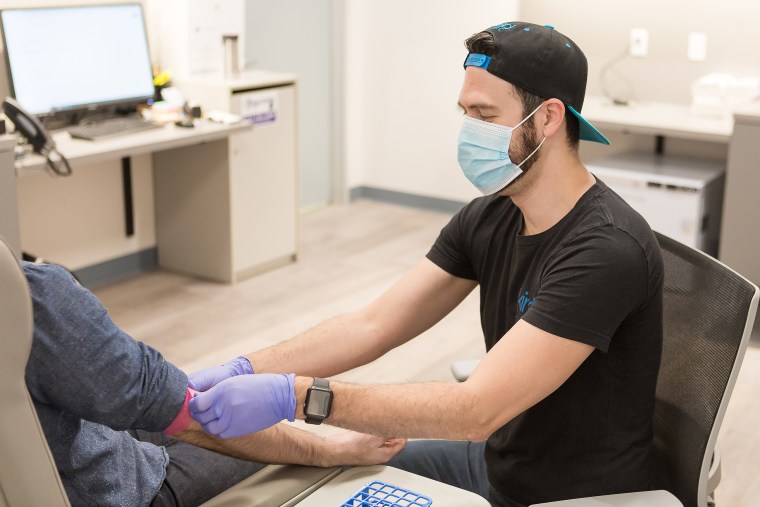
[
  {"left": 529, "top": 490, "right": 683, "bottom": 507},
  {"left": 202, "top": 464, "right": 341, "bottom": 507},
  {"left": 450, "top": 359, "right": 481, "bottom": 382}
]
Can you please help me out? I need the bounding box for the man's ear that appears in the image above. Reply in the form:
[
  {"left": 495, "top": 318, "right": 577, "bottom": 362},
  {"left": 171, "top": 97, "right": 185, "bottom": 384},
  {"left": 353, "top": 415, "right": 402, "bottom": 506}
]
[{"left": 540, "top": 99, "right": 566, "bottom": 138}]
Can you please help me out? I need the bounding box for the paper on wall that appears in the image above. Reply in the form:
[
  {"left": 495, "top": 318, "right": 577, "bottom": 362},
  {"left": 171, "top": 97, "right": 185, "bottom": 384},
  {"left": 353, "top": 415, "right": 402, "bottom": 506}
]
[{"left": 187, "top": 0, "right": 245, "bottom": 75}]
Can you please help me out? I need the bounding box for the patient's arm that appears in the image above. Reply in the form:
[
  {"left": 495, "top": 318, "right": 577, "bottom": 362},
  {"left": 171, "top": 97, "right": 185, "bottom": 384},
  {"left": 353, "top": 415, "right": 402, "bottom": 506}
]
[
  {"left": 173, "top": 420, "right": 406, "bottom": 468},
  {"left": 24, "top": 263, "right": 188, "bottom": 433}
]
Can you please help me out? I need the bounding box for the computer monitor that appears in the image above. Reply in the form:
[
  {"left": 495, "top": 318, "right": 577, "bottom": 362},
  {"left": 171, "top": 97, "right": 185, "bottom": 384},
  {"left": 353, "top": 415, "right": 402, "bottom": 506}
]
[{"left": 0, "top": 3, "right": 155, "bottom": 118}]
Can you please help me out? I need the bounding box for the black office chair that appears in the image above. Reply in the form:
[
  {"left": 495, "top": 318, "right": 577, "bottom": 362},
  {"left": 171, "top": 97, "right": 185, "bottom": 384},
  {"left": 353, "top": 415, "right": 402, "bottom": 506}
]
[{"left": 452, "top": 232, "right": 759, "bottom": 507}]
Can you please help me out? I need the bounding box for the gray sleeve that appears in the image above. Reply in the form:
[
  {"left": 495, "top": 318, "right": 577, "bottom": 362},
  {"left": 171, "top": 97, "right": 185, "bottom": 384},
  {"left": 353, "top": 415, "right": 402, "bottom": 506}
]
[{"left": 23, "top": 262, "right": 187, "bottom": 432}]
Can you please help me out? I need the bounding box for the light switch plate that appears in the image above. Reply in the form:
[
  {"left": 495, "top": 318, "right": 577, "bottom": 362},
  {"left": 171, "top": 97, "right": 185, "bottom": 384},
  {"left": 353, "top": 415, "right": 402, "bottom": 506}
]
[{"left": 688, "top": 32, "right": 707, "bottom": 62}]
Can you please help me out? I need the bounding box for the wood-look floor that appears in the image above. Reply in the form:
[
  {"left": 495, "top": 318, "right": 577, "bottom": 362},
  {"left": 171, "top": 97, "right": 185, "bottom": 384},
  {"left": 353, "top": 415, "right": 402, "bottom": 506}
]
[{"left": 94, "top": 199, "right": 760, "bottom": 506}]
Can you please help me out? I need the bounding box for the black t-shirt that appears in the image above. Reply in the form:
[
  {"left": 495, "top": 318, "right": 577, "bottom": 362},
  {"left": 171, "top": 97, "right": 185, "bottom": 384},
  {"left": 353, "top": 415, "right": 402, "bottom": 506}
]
[{"left": 427, "top": 178, "right": 663, "bottom": 504}]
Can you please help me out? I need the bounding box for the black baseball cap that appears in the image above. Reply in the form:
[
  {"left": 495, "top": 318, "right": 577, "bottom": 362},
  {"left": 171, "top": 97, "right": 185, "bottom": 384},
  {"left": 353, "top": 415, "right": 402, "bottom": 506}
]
[{"left": 464, "top": 22, "right": 609, "bottom": 145}]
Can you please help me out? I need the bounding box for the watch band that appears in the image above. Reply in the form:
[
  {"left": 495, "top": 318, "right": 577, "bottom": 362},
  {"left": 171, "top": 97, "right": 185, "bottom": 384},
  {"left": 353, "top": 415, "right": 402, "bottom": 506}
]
[{"left": 313, "top": 377, "right": 329, "bottom": 390}]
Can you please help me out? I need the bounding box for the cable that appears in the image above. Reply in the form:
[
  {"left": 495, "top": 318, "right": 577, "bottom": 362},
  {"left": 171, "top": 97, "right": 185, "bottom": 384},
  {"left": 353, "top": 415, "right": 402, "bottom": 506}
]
[
  {"left": 598, "top": 45, "right": 635, "bottom": 106},
  {"left": 42, "top": 146, "right": 72, "bottom": 176}
]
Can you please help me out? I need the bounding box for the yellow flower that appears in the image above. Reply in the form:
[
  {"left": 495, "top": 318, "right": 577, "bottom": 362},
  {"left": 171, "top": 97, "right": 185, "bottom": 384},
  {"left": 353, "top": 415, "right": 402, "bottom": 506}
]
[{"left": 153, "top": 70, "right": 172, "bottom": 87}]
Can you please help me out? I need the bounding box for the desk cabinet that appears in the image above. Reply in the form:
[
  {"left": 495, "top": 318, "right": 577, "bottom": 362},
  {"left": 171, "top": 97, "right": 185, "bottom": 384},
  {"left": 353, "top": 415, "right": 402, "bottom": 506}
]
[
  {"left": 170, "top": 71, "right": 299, "bottom": 283},
  {"left": 588, "top": 152, "right": 725, "bottom": 257},
  {"left": 721, "top": 114, "right": 760, "bottom": 285}
]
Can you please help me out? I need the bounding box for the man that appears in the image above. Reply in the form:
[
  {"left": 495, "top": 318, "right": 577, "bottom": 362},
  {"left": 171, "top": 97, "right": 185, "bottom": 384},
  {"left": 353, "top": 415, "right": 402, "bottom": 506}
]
[
  {"left": 23, "top": 261, "right": 405, "bottom": 507},
  {"left": 189, "top": 22, "right": 664, "bottom": 506}
]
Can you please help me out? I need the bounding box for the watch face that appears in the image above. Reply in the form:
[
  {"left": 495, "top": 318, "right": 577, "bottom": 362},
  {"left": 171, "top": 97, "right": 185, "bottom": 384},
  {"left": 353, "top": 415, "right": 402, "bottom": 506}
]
[{"left": 306, "top": 388, "right": 331, "bottom": 418}]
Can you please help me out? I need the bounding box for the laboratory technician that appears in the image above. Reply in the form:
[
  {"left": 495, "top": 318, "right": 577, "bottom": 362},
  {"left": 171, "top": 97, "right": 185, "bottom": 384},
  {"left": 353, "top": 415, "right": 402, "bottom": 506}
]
[{"left": 189, "top": 21, "right": 664, "bottom": 507}]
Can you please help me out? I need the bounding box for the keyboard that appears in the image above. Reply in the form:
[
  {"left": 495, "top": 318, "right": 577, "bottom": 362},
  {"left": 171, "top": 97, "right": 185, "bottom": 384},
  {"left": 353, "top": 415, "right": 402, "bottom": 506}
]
[{"left": 68, "top": 117, "right": 160, "bottom": 141}]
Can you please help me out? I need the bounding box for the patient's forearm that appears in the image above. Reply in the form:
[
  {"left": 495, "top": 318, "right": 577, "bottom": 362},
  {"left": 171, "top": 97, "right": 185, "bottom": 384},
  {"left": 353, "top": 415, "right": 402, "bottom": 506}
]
[
  {"left": 173, "top": 421, "right": 405, "bottom": 468},
  {"left": 174, "top": 421, "right": 324, "bottom": 465}
]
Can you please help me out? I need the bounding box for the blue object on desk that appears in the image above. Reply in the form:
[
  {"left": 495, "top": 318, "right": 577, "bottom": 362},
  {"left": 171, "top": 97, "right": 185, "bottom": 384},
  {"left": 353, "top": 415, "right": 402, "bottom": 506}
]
[{"left": 340, "top": 480, "right": 433, "bottom": 506}]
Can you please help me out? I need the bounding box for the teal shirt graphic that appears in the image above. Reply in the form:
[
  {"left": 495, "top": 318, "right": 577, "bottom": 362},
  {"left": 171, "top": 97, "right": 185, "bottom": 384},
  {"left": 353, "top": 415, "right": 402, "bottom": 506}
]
[{"left": 517, "top": 290, "right": 534, "bottom": 314}]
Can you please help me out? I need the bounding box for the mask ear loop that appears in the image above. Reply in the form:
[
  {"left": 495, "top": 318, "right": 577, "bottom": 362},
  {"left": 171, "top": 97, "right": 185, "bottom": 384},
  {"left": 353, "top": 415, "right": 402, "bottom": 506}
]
[
  {"left": 513, "top": 101, "right": 547, "bottom": 169},
  {"left": 513, "top": 101, "right": 546, "bottom": 130},
  {"left": 515, "top": 136, "right": 547, "bottom": 169}
]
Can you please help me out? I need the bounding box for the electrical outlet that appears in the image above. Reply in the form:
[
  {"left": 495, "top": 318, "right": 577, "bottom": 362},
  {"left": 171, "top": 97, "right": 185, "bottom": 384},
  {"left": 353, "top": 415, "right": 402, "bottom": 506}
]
[
  {"left": 688, "top": 32, "right": 707, "bottom": 62},
  {"left": 629, "top": 28, "right": 649, "bottom": 58}
]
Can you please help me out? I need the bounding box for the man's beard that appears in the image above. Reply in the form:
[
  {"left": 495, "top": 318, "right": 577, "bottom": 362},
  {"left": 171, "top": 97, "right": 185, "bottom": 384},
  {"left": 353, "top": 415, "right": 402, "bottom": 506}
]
[{"left": 500, "top": 119, "right": 542, "bottom": 194}]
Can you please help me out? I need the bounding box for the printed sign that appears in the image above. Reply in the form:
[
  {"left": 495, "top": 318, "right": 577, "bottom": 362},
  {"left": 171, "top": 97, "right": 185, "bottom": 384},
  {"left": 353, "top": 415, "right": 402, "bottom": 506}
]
[{"left": 240, "top": 92, "right": 278, "bottom": 126}]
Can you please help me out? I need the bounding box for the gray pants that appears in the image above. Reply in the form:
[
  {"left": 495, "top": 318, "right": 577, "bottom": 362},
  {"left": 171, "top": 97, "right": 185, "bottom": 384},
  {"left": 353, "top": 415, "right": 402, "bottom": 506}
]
[
  {"left": 387, "top": 440, "right": 524, "bottom": 507},
  {"left": 132, "top": 430, "right": 266, "bottom": 507}
]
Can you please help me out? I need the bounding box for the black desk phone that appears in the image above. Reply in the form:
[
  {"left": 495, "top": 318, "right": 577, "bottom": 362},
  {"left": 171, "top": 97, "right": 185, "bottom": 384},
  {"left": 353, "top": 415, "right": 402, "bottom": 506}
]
[{"left": 3, "top": 97, "right": 71, "bottom": 176}]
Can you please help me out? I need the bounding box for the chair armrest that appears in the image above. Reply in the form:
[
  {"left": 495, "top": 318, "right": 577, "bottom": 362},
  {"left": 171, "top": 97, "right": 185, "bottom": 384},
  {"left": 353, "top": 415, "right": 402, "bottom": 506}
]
[
  {"left": 202, "top": 464, "right": 341, "bottom": 507},
  {"left": 707, "top": 443, "right": 721, "bottom": 496},
  {"left": 529, "top": 490, "right": 683, "bottom": 507},
  {"left": 450, "top": 359, "right": 480, "bottom": 382}
]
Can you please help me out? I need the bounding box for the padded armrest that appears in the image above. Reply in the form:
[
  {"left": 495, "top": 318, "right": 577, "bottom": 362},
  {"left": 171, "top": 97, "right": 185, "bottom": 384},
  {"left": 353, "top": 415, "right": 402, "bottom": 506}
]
[
  {"left": 201, "top": 465, "right": 341, "bottom": 507},
  {"left": 707, "top": 443, "right": 721, "bottom": 495},
  {"left": 529, "top": 490, "right": 683, "bottom": 507},
  {"left": 450, "top": 359, "right": 480, "bottom": 382}
]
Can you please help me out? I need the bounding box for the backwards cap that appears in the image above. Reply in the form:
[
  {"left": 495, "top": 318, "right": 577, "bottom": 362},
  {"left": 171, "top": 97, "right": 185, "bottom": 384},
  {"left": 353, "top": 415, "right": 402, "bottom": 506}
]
[{"left": 464, "top": 22, "right": 609, "bottom": 145}]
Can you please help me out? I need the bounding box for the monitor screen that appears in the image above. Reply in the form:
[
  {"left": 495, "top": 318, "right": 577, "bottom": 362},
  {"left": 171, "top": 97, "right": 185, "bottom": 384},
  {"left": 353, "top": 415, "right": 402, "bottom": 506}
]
[{"left": 1, "top": 4, "right": 155, "bottom": 116}]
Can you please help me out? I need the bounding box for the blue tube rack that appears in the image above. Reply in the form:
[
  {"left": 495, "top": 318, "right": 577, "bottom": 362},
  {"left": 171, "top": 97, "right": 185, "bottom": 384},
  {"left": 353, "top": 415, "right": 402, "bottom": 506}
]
[{"left": 339, "top": 480, "right": 433, "bottom": 506}]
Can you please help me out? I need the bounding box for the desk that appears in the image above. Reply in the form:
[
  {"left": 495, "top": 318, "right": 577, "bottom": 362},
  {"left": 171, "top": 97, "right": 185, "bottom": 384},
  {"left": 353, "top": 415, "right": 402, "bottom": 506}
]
[
  {"left": 581, "top": 96, "right": 760, "bottom": 285},
  {"left": 16, "top": 121, "right": 249, "bottom": 173},
  {"left": 582, "top": 95, "right": 735, "bottom": 143},
  {"left": 2, "top": 119, "right": 296, "bottom": 283}
]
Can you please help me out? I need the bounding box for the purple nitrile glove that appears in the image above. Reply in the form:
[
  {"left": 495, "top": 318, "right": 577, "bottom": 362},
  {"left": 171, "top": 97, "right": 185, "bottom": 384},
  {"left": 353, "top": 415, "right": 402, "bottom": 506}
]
[
  {"left": 189, "top": 373, "right": 296, "bottom": 439},
  {"left": 188, "top": 356, "right": 254, "bottom": 392}
]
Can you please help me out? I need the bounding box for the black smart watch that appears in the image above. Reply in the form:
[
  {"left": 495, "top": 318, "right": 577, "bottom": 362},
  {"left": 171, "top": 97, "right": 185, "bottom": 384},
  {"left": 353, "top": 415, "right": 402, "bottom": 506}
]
[{"left": 304, "top": 377, "right": 332, "bottom": 425}]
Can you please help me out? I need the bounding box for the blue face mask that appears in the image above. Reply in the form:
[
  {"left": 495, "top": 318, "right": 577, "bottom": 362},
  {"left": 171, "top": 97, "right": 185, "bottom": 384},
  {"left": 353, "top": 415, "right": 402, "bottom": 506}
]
[{"left": 457, "top": 103, "right": 546, "bottom": 195}]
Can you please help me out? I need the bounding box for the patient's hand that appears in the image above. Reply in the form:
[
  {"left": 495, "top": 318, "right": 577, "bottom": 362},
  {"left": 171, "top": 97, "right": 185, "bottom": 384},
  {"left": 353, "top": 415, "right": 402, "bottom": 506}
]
[
  {"left": 188, "top": 356, "right": 254, "bottom": 392},
  {"left": 321, "top": 430, "right": 406, "bottom": 467}
]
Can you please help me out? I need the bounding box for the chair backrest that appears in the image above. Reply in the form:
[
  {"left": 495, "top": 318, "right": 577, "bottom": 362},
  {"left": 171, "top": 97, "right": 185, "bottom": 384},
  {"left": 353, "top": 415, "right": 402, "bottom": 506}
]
[
  {"left": 653, "top": 232, "right": 758, "bottom": 507},
  {"left": 0, "top": 236, "right": 70, "bottom": 506}
]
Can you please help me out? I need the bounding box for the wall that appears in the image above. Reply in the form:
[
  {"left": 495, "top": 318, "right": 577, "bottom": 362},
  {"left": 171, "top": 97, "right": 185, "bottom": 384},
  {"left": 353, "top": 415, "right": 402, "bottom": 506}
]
[
  {"left": 343, "top": 0, "right": 519, "bottom": 203},
  {"left": 519, "top": 0, "right": 760, "bottom": 106},
  {"left": 519, "top": 1, "right": 760, "bottom": 171},
  {"left": 244, "top": 0, "right": 333, "bottom": 209}
]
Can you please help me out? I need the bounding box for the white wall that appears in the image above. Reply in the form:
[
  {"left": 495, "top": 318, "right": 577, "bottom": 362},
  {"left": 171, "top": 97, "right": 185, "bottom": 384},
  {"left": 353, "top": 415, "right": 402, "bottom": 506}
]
[
  {"left": 343, "top": 0, "right": 519, "bottom": 203},
  {"left": 244, "top": 0, "right": 333, "bottom": 209},
  {"left": 520, "top": 0, "right": 760, "bottom": 165},
  {"left": 520, "top": 0, "right": 760, "bottom": 106}
]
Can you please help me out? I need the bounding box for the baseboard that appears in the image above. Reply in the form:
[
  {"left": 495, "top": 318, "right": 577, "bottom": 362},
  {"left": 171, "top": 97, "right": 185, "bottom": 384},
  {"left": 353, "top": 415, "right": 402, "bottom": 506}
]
[
  {"left": 349, "top": 186, "right": 466, "bottom": 214},
  {"left": 73, "top": 248, "right": 157, "bottom": 288}
]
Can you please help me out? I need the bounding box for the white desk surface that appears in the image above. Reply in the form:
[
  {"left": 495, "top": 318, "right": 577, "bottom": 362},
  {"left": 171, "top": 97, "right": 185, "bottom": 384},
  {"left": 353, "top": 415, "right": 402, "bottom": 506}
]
[
  {"left": 293, "top": 465, "right": 490, "bottom": 506},
  {"left": 16, "top": 119, "right": 251, "bottom": 172},
  {"left": 580, "top": 95, "right": 759, "bottom": 143},
  {"left": 179, "top": 69, "right": 298, "bottom": 91}
]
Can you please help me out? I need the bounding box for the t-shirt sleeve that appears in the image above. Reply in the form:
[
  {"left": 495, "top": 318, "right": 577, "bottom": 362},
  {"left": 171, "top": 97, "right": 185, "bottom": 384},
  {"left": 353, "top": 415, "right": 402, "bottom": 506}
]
[
  {"left": 522, "top": 227, "right": 650, "bottom": 352},
  {"left": 24, "top": 262, "right": 188, "bottom": 432},
  {"left": 426, "top": 206, "right": 478, "bottom": 280}
]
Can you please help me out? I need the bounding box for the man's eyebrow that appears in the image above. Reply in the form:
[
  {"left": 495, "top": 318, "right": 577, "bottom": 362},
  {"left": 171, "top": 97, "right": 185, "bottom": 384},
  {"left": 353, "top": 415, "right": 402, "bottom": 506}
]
[{"left": 457, "top": 101, "right": 499, "bottom": 111}]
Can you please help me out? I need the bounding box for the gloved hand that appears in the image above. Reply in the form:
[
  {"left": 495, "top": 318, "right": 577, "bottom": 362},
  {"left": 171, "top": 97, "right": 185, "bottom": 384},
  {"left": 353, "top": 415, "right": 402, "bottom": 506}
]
[
  {"left": 189, "top": 373, "right": 296, "bottom": 438},
  {"left": 188, "top": 356, "right": 253, "bottom": 392}
]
